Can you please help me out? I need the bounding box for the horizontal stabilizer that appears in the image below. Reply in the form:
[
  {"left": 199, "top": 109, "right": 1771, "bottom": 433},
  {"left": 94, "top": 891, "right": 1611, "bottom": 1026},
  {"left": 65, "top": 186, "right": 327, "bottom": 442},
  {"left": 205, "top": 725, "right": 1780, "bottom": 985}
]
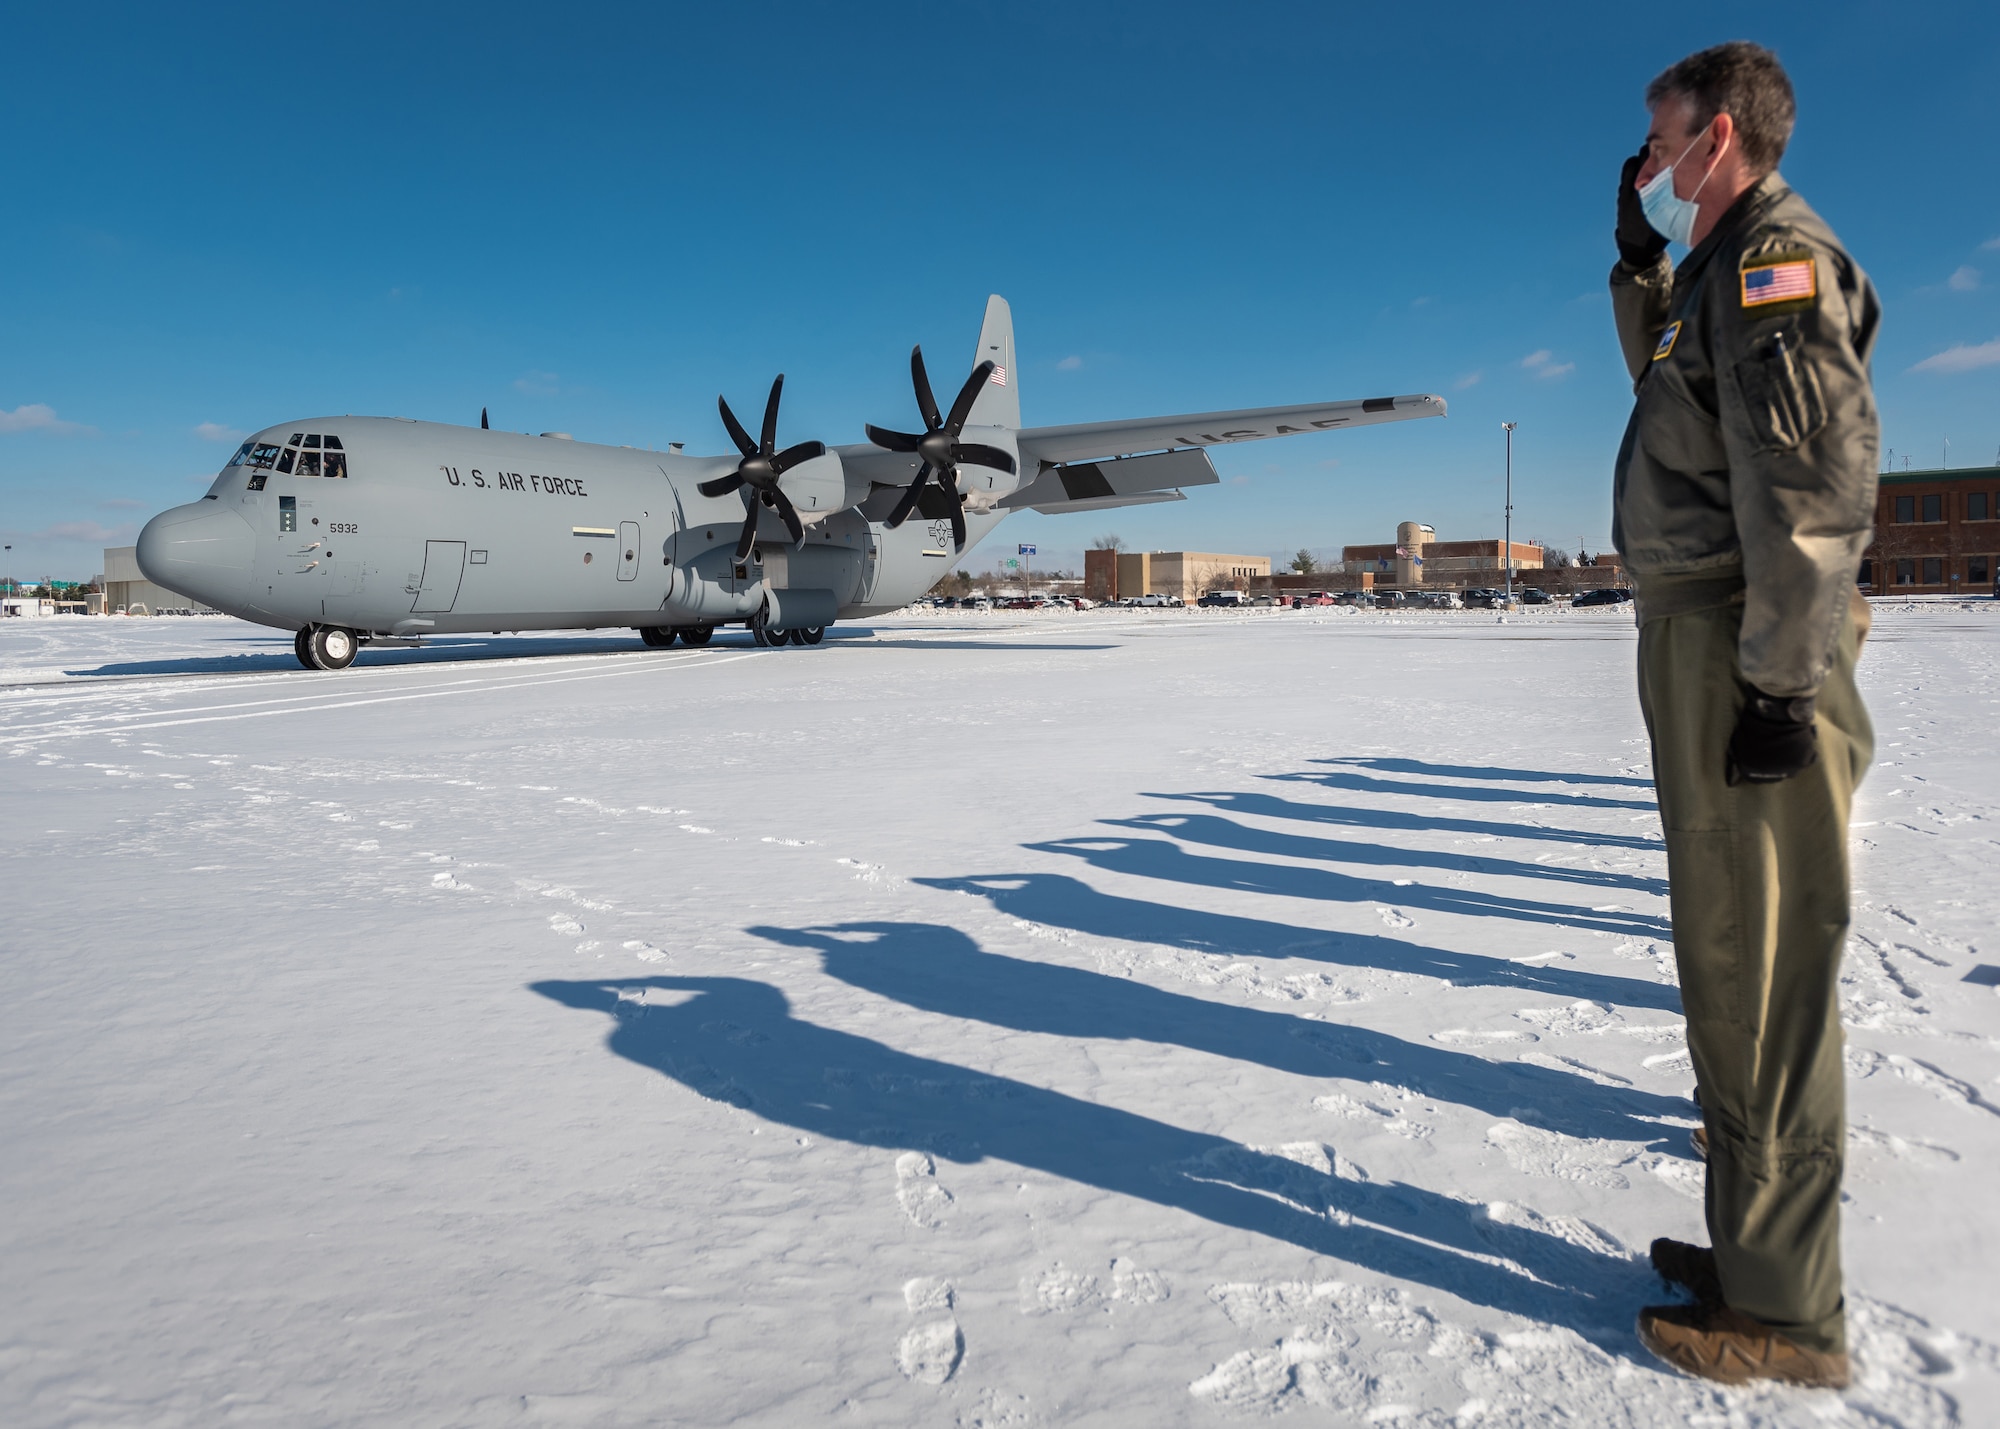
[{"left": 1017, "top": 393, "right": 1445, "bottom": 466}]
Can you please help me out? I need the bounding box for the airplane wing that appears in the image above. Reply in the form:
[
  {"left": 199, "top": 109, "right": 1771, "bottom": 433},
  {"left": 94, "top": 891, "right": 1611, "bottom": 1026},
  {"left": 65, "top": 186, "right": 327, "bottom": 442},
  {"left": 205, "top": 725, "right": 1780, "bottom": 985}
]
[{"left": 1014, "top": 393, "right": 1445, "bottom": 466}]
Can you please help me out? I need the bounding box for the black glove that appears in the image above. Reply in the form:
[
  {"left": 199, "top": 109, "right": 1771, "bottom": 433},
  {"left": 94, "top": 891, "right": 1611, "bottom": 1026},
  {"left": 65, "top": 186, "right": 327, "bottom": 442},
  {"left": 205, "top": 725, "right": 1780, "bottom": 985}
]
[
  {"left": 1617, "top": 146, "right": 1668, "bottom": 269},
  {"left": 1726, "top": 687, "right": 1819, "bottom": 786}
]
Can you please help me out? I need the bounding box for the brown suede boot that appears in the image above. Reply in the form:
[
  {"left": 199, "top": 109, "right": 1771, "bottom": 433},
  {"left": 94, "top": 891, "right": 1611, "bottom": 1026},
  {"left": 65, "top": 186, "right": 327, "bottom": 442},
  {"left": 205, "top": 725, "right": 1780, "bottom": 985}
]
[
  {"left": 1637, "top": 1302, "right": 1850, "bottom": 1388},
  {"left": 1649, "top": 1237, "right": 1723, "bottom": 1304}
]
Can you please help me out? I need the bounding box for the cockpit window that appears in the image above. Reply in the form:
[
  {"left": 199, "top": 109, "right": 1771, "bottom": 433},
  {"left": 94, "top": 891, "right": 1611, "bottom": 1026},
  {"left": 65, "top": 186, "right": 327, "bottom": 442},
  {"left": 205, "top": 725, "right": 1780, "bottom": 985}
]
[
  {"left": 288, "top": 433, "right": 304, "bottom": 445},
  {"left": 276, "top": 447, "right": 297, "bottom": 474},
  {"left": 297, "top": 449, "right": 322, "bottom": 476},
  {"left": 323, "top": 435, "right": 343, "bottom": 450},
  {"left": 249, "top": 443, "right": 282, "bottom": 469},
  {"left": 303, "top": 435, "right": 321, "bottom": 448},
  {"left": 324, "top": 450, "right": 348, "bottom": 478},
  {"left": 227, "top": 440, "right": 254, "bottom": 467}
]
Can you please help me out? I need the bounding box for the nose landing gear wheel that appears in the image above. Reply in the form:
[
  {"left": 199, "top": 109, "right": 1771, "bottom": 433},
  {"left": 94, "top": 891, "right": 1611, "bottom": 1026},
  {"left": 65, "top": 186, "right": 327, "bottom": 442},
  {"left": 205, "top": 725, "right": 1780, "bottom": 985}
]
[{"left": 310, "top": 624, "right": 359, "bottom": 670}]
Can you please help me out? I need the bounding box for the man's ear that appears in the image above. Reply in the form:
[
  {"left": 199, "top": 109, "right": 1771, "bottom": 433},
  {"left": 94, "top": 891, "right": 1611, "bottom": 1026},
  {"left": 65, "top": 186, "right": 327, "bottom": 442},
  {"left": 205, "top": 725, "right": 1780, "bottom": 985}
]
[{"left": 1708, "top": 111, "right": 1737, "bottom": 163}]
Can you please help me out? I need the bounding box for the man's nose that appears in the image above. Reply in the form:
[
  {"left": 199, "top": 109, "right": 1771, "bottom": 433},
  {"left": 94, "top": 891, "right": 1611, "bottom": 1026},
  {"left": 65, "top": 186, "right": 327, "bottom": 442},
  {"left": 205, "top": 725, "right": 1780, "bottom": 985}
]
[{"left": 136, "top": 502, "right": 257, "bottom": 608}]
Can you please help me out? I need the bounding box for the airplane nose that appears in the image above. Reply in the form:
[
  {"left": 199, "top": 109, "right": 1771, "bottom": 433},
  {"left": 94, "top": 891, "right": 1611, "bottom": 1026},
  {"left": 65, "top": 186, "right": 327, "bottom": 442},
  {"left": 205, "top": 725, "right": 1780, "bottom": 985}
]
[{"left": 136, "top": 502, "right": 256, "bottom": 609}]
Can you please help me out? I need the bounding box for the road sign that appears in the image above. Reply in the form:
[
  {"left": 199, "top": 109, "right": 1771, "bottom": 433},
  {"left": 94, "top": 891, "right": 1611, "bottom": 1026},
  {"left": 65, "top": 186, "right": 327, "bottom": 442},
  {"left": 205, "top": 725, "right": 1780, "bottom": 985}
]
[{"left": 1018, "top": 544, "right": 1036, "bottom": 556}]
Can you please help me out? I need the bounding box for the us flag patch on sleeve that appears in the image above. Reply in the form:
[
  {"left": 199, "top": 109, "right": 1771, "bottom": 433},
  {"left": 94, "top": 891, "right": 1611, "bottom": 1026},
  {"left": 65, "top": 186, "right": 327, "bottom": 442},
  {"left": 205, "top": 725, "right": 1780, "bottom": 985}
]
[{"left": 1741, "top": 253, "right": 1817, "bottom": 308}]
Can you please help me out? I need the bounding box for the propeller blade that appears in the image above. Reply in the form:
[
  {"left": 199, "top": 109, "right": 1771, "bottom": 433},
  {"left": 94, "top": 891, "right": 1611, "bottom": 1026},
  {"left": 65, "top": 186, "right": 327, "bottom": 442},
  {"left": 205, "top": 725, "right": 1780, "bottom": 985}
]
[
  {"left": 944, "top": 360, "right": 995, "bottom": 436},
  {"left": 480, "top": 407, "right": 489, "bottom": 430},
  {"left": 769, "top": 487, "right": 806, "bottom": 545},
  {"left": 910, "top": 346, "right": 943, "bottom": 432},
  {"left": 717, "top": 394, "right": 758, "bottom": 458},
  {"left": 935, "top": 467, "right": 967, "bottom": 550},
  {"left": 885, "top": 464, "right": 932, "bottom": 529},
  {"left": 697, "top": 472, "right": 745, "bottom": 498},
  {"left": 734, "top": 499, "right": 760, "bottom": 564},
  {"left": 759, "top": 374, "right": 784, "bottom": 456},
  {"left": 950, "top": 442, "right": 1016, "bottom": 475},
  {"left": 769, "top": 439, "right": 827, "bottom": 475},
  {"left": 864, "top": 424, "right": 924, "bottom": 453}
]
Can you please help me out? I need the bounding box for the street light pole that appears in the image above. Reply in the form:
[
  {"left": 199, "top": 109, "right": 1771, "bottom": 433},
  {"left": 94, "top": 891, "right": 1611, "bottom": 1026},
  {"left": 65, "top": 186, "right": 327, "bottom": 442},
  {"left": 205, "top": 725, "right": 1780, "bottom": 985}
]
[{"left": 1501, "top": 423, "right": 1517, "bottom": 608}]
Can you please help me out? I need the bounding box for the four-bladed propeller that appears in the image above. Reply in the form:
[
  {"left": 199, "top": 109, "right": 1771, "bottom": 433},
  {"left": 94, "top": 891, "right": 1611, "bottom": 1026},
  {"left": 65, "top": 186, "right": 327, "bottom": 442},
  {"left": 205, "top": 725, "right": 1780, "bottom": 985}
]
[
  {"left": 864, "top": 346, "right": 1016, "bottom": 550},
  {"left": 698, "top": 375, "right": 827, "bottom": 564}
]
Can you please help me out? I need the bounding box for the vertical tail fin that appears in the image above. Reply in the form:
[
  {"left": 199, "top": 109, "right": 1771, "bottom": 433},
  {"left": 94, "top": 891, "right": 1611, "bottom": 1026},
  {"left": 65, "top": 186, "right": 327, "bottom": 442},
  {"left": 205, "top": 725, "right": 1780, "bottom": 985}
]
[{"left": 965, "top": 294, "right": 1019, "bottom": 431}]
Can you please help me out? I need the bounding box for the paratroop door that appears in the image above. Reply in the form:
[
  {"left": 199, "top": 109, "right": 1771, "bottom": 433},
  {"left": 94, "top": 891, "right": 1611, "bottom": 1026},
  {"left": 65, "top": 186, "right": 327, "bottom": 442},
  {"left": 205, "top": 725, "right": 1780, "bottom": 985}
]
[
  {"left": 411, "top": 540, "right": 467, "bottom": 612},
  {"left": 617, "top": 521, "right": 640, "bottom": 581}
]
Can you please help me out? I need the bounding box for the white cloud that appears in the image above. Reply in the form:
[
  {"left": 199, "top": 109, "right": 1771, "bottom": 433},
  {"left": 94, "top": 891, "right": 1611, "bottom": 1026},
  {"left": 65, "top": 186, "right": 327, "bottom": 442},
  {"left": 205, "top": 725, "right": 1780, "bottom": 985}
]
[
  {"left": 1521, "top": 351, "right": 1574, "bottom": 380},
  {"left": 1983, "top": 236, "right": 2000, "bottom": 252},
  {"left": 95, "top": 497, "right": 148, "bottom": 510},
  {"left": 514, "top": 370, "right": 560, "bottom": 396},
  {"left": 194, "top": 421, "right": 245, "bottom": 442},
  {"left": 1912, "top": 338, "right": 2000, "bottom": 374},
  {"left": 1520, "top": 350, "right": 1552, "bottom": 369},
  {"left": 0, "top": 403, "right": 89, "bottom": 435},
  {"left": 1056, "top": 355, "right": 1082, "bottom": 371},
  {"left": 1454, "top": 370, "right": 1484, "bottom": 390},
  {"left": 1537, "top": 362, "right": 1576, "bottom": 379},
  {"left": 1948, "top": 265, "right": 1981, "bottom": 292}
]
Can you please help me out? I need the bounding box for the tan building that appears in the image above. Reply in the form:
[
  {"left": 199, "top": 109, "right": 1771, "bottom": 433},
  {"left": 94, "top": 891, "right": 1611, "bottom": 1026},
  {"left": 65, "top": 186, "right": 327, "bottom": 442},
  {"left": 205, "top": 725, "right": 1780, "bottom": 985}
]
[
  {"left": 1085, "top": 549, "right": 1271, "bottom": 602},
  {"left": 103, "top": 545, "right": 216, "bottom": 615}
]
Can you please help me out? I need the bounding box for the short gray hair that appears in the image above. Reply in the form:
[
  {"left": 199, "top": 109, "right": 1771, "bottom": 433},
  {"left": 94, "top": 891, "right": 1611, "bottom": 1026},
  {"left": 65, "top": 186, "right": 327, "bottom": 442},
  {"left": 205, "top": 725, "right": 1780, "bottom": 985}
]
[{"left": 1647, "top": 41, "right": 1796, "bottom": 175}]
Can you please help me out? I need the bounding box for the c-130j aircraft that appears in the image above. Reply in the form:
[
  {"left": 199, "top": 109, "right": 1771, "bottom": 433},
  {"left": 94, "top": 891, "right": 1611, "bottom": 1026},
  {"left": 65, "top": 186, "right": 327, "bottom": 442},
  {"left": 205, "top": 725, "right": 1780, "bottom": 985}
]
[{"left": 136, "top": 296, "right": 1445, "bottom": 669}]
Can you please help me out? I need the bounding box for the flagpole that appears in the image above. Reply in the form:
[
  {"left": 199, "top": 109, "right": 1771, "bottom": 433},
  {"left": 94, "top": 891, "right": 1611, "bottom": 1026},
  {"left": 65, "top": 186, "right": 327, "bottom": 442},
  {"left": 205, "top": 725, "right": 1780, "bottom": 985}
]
[{"left": 1501, "top": 422, "right": 1517, "bottom": 611}]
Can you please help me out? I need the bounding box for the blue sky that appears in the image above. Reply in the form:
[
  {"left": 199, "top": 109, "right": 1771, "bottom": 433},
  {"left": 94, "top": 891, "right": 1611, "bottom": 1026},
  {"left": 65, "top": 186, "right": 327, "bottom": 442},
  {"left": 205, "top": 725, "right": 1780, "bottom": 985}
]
[{"left": 3, "top": 0, "right": 1996, "bottom": 582}]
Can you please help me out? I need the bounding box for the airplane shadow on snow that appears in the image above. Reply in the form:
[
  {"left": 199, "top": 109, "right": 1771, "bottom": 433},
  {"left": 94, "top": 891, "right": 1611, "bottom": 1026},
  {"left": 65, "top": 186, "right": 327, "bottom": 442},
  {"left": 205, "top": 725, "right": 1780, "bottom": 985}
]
[
  {"left": 530, "top": 967, "right": 1662, "bottom": 1347},
  {"left": 1147, "top": 788, "right": 1662, "bottom": 854}
]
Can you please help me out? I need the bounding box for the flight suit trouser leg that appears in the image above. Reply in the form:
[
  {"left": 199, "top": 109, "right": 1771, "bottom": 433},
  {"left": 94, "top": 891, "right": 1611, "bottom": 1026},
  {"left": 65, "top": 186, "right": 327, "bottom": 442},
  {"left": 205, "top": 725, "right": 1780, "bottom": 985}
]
[{"left": 1636, "top": 594, "right": 1872, "bottom": 1356}]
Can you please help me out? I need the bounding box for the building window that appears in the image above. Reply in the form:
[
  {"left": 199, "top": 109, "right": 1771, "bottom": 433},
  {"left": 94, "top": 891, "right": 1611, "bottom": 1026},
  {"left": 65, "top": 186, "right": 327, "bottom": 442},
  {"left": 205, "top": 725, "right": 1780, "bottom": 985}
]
[
  {"left": 1895, "top": 559, "right": 1915, "bottom": 585},
  {"left": 1971, "top": 492, "right": 1991, "bottom": 521},
  {"left": 1922, "top": 556, "right": 1943, "bottom": 585},
  {"left": 1970, "top": 555, "right": 1990, "bottom": 585},
  {"left": 1922, "top": 494, "right": 1943, "bottom": 522},
  {"left": 1857, "top": 558, "right": 1873, "bottom": 587},
  {"left": 1894, "top": 495, "right": 1915, "bottom": 523}
]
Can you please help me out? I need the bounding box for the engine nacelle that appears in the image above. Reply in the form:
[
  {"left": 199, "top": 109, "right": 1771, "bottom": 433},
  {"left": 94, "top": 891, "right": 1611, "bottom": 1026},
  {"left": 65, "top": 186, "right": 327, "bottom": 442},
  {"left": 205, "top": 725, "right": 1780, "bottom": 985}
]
[{"left": 945, "top": 426, "right": 1024, "bottom": 513}]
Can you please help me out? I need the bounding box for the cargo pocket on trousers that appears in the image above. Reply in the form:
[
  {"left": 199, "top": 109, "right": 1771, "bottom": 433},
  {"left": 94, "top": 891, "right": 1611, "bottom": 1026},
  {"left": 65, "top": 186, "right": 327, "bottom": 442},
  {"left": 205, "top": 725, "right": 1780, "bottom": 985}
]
[
  {"left": 1663, "top": 828, "right": 1744, "bottom": 1026},
  {"left": 1732, "top": 330, "right": 1827, "bottom": 452}
]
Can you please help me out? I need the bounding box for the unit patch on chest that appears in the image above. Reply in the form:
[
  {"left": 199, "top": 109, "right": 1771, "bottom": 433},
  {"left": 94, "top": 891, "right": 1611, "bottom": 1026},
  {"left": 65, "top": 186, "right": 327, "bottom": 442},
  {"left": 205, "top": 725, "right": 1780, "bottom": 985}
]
[
  {"left": 1652, "top": 321, "right": 1683, "bottom": 362},
  {"left": 1740, "top": 249, "right": 1817, "bottom": 311}
]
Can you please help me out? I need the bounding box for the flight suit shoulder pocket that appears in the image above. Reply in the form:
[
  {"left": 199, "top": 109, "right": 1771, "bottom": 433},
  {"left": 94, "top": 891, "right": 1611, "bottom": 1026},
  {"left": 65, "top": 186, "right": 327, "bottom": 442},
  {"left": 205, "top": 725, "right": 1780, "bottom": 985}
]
[{"left": 1730, "top": 326, "right": 1826, "bottom": 453}]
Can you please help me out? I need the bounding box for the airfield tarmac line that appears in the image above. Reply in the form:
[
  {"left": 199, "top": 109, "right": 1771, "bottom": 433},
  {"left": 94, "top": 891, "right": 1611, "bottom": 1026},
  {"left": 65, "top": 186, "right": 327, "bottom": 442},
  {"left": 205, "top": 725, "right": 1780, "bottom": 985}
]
[{"left": 0, "top": 649, "right": 759, "bottom": 746}]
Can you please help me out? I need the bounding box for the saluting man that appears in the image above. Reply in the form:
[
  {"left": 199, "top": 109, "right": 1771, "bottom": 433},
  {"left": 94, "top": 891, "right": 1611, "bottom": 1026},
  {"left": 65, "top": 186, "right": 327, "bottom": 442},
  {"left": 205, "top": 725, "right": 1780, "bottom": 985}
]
[{"left": 1608, "top": 41, "right": 1879, "bottom": 1387}]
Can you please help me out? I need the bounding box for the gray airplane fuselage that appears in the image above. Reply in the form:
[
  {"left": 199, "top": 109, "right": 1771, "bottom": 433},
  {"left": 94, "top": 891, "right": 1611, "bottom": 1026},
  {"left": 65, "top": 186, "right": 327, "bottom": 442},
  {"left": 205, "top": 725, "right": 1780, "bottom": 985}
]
[{"left": 138, "top": 416, "right": 988, "bottom": 636}]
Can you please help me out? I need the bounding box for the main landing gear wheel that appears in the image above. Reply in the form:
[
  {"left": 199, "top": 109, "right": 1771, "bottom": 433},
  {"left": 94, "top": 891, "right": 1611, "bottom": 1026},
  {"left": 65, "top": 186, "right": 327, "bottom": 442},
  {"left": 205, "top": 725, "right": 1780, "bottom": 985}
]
[
  {"left": 754, "top": 623, "right": 787, "bottom": 648},
  {"left": 309, "top": 624, "right": 358, "bottom": 670},
  {"left": 799, "top": 626, "right": 825, "bottom": 645},
  {"left": 293, "top": 628, "right": 315, "bottom": 669},
  {"left": 638, "top": 626, "right": 677, "bottom": 648},
  {"left": 787, "top": 628, "right": 808, "bottom": 646},
  {"left": 679, "top": 625, "right": 713, "bottom": 648}
]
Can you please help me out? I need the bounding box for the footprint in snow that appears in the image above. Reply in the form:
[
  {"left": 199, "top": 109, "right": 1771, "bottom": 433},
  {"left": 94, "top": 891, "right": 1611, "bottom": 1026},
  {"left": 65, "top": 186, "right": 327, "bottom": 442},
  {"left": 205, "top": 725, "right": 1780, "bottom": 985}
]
[
  {"left": 548, "top": 914, "right": 586, "bottom": 937},
  {"left": 622, "top": 940, "right": 668, "bottom": 963},
  {"left": 895, "top": 1151, "right": 954, "bottom": 1229},
  {"left": 896, "top": 1277, "right": 963, "bottom": 1385},
  {"left": 1376, "top": 906, "right": 1414, "bottom": 929}
]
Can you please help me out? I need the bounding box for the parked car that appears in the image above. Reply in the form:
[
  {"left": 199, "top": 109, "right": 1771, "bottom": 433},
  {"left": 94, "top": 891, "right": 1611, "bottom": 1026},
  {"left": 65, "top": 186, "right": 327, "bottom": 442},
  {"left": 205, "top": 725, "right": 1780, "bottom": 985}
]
[
  {"left": 1572, "top": 587, "right": 1633, "bottom": 608},
  {"left": 1375, "top": 590, "right": 1409, "bottom": 609},
  {"left": 1460, "top": 588, "right": 1498, "bottom": 609},
  {"left": 1197, "top": 590, "right": 1248, "bottom": 608},
  {"left": 1249, "top": 594, "right": 1280, "bottom": 607},
  {"left": 1334, "top": 591, "right": 1375, "bottom": 607},
  {"left": 1519, "top": 587, "right": 1553, "bottom": 605},
  {"left": 1291, "top": 591, "right": 1336, "bottom": 608}
]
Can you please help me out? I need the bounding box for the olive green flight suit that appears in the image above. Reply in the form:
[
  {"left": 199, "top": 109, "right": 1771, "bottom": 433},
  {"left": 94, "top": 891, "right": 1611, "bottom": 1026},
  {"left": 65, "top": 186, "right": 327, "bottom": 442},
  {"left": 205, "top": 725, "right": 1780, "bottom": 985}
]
[{"left": 1610, "top": 175, "right": 1881, "bottom": 1355}]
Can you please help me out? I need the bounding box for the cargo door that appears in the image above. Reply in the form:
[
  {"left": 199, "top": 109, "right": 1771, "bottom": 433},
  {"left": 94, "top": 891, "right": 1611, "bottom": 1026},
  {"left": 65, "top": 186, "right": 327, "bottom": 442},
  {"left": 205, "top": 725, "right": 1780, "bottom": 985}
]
[
  {"left": 617, "top": 521, "right": 640, "bottom": 582},
  {"left": 410, "top": 540, "right": 467, "bottom": 612}
]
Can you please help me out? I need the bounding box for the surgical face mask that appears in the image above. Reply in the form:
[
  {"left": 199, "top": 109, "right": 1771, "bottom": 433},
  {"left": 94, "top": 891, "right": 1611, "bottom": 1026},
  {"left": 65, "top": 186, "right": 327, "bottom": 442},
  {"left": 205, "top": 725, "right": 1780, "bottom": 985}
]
[{"left": 1638, "top": 123, "right": 1724, "bottom": 246}]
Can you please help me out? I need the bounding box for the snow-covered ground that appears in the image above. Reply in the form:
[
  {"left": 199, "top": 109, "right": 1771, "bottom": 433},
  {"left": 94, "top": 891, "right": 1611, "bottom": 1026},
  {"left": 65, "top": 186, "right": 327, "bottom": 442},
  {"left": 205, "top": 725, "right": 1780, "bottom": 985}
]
[{"left": 3, "top": 604, "right": 1997, "bottom": 1427}]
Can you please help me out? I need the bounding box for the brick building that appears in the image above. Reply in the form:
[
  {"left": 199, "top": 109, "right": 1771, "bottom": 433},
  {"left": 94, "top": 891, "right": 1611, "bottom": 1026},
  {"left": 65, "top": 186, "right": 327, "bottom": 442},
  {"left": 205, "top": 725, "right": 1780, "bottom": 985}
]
[{"left": 1862, "top": 465, "right": 2000, "bottom": 595}]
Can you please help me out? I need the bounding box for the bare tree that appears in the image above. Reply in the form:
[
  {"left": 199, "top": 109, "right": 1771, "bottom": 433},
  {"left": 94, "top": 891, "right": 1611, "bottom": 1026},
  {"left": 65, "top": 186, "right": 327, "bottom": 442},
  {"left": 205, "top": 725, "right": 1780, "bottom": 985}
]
[
  {"left": 1543, "top": 547, "right": 1574, "bottom": 569},
  {"left": 1090, "top": 534, "right": 1126, "bottom": 551}
]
